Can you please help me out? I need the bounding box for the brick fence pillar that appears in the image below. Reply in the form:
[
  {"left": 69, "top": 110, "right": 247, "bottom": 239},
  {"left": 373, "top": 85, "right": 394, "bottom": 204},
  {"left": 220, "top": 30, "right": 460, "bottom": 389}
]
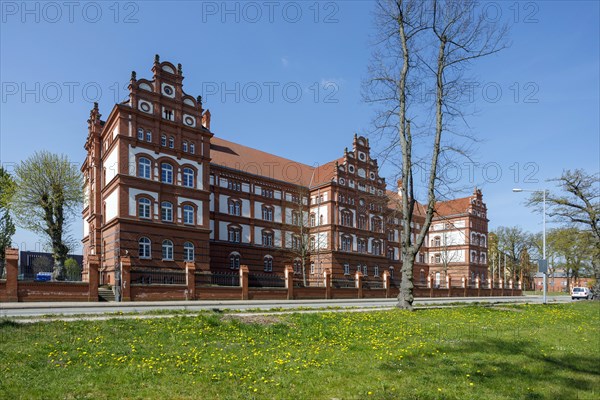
[
  {"left": 324, "top": 269, "right": 332, "bottom": 299},
  {"left": 355, "top": 271, "right": 363, "bottom": 299},
  {"left": 87, "top": 254, "right": 99, "bottom": 302},
  {"left": 121, "top": 255, "right": 131, "bottom": 301},
  {"left": 429, "top": 274, "right": 434, "bottom": 297},
  {"left": 488, "top": 278, "right": 492, "bottom": 296},
  {"left": 5, "top": 248, "right": 19, "bottom": 302},
  {"left": 475, "top": 276, "right": 481, "bottom": 297},
  {"left": 499, "top": 279, "right": 504, "bottom": 296},
  {"left": 185, "top": 262, "right": 196, "bottom": 300},
  {"left": 509, "top": 279, "right": 514, "bottom": 296},
  {"left": 462, "top": 276, "right": 467, "bottom": 297},
  {"left": 284, "top": 265, "right": 294, "bottom": 300},
  {"left": 447, "top": 275, "right": 452, "bottom": 297},
  {"left": 240, "top": 265, "right": 249, "bottom": 300},
  {"left": 383, "top": 271, "right": 391, "bottom": 298}
]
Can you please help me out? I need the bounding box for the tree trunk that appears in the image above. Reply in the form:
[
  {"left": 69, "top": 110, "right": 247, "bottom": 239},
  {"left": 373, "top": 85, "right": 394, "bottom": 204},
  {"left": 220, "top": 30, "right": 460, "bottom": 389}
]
[{"left": 398, "top": 253, "right": 416, "bottom": 310}]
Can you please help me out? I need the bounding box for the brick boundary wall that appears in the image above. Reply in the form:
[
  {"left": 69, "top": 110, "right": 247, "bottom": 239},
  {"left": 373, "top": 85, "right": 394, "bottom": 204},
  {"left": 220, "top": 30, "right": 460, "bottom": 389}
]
[{"left": 0, "top": 249, "right": 522, "bottom": 303}]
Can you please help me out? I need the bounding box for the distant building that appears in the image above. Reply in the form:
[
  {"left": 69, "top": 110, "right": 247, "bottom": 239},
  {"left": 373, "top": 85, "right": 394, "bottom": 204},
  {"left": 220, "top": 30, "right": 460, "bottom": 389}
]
[
  {"left": 533, "top": 272, "right": 594, "bottom": 292},
  {"left": 81, "top": 56, "right": 489, "bottom": 289}
]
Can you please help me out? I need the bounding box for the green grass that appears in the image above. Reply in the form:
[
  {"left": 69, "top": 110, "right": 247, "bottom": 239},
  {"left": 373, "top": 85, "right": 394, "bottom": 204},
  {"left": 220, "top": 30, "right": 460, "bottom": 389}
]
[{"left": 1, "top": 303, "right": 598, "bottom": 400}]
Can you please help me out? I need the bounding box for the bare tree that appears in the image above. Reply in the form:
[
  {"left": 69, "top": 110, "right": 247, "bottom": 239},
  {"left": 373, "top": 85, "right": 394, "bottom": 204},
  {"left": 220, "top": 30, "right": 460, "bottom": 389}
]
[
  {"left": 527, "top": 169, "right": 600, "bottom": 294},
  {"left": 284, "top": 190, "right": 312, "bottom": 286},
  {"left": 364, "top": 0, "right": 508, "bottom": 309}
]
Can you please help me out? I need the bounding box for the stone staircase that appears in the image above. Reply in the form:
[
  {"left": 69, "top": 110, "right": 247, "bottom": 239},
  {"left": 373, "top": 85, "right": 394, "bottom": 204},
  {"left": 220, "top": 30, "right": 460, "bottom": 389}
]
[{"left": 98, "top": 287, "right": 116, "bottom": 302}]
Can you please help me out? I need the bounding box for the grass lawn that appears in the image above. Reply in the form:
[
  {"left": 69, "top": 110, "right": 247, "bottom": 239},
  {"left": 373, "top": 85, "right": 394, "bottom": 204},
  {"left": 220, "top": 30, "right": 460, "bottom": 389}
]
[{"left": 1, "top": 302, "right": 598, "bottom": 400}]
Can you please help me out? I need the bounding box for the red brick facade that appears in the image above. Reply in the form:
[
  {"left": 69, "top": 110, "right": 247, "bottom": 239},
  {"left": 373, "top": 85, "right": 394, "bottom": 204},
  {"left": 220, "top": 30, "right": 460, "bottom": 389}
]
[{"left": 81, "top": 57, "right": 489, "bottom": 290}]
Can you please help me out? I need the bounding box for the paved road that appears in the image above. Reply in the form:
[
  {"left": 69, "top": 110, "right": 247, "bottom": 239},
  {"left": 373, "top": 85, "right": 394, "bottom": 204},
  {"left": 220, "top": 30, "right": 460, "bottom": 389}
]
[{"left": 0, "top": 295, "right": 572, "bottom": 318}]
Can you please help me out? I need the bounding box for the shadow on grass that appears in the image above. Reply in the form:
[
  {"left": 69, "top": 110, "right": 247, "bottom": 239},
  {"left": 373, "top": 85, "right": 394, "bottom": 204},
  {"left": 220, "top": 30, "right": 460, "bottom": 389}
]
[{"left": 381, "top": 336, "right": 599, "bottom": 397}]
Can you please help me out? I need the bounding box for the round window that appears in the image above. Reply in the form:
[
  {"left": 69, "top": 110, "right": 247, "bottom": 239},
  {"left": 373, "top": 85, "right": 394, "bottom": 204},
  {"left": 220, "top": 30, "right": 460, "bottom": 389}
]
[
  {"left": 140, "top": 102, "right": 150, "bottom": 112},
  {"left": 163, "top": 86, "right": 174, "bottom": 96},
  {"left": 184, "top": 116, "right": 195, "bottom": 126}
]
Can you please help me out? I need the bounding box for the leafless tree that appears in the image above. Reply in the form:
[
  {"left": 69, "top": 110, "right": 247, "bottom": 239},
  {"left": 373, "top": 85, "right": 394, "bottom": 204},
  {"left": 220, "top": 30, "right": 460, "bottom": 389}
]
[{"left": 364, "top": 0, "right": 509, "bottom": 309}]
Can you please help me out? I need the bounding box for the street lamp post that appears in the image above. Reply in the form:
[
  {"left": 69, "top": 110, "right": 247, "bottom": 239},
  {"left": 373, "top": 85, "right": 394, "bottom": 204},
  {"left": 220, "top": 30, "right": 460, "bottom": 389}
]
[{"left": 513, "top": 188, "right": 547, "bottom": 304}]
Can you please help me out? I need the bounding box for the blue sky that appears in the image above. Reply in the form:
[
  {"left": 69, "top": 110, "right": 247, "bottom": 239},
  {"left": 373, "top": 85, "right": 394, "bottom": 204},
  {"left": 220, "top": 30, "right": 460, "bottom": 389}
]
[{"left": 1, "top": 1, "right": 599, "bottom": 253}]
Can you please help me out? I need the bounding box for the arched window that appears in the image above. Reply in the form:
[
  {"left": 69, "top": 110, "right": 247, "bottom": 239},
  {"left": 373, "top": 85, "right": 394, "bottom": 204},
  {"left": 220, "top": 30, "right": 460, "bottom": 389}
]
[
  {"left": 362, "top": 265, "right": 368, "bottom": 276},
  {"left": 183, "top": 141, "right": 188, "bottom": 152},
  {"left": 189, "top": 143, "right": 195, "bottom": 154},
  {"left": 183, "top": 242, "right": 194, "bottom": 261},
  {"left": 161, "top": 201, "right": 173, "bottom": 222},
  {"left": 168, "top": 136, "right": 174, "bottom": 149},
  {"left": 162, "top": 240, "right": 174, "bottom": 260},
  {"left": 480, "top": 253, "right": 486, "bottom": 264},
  {"left": 138, "top": 198, "right": 151, "bottom": 219},
  {"left": 357, "top": 239, "right": 367, "bottom": 253},
  {"left": 183, "top": 167, "right": 194, "bottom": 188},
  {"left": 228, "top": 226, "right": 241, "bottom": 243},
  {"left": 137, "top": 127, "right": 144, "bottom": 140},
  {"left": 138, "top": 157, "right": 151, "bottom": 179},
  {"left": 263, "top": 255, "right": 273, "bottom": 272},
  {"left": 293, "top": 258, "right": 302, "bottom": 274},
  {"left": 471, "top": 251, "right": 478, "bottom": 263},
  {"left": 228, "top": 199, "right": 241, "bottom": 216},
  {"left": 343, "top": 263, "right": 350, "bottom": 275},
  {"left": 262, "top": 205, "right": 273, "bottom": 221},
  {"left": 145, "top": 130, "right": 152, "bottom": 142},
  {"left": 139, "top": 237, "right": 151, "bottom": 259},
  {"left": 419, "top": 269, "right": 425, "bottom": 283},
  {"left": 387, "top": 248, "right": 395, "bottom": 260},
  {"left": 481, "top": 235, "right": 486, "bottom": 247},
  {"left": 434, "top": 236, "right": 441, "bottom": 247},
  {"left": 374, "top": 265, "right": 380, "bottom": 277},
  {"left": 183, "top": 204, "right": 194, "bottom": 225},
  {"left": 389, "top": 266, "right": 394, "bottom": 279},
  {"left": 435, "top": 253, "right": 441, "bottom": 263},
  {"left": 229, "top": 252, "right": 240, "bottom": 270},
  {"left": 471, "top": 232, "right": 477, "bottom": 245},
  {"left": 161, "top": 134, "right": 167, "bottom": 146},
  {"left": 358, "top": 214, "right": 367, "bottom": 230},
  {"left": 309, "top": 236, "right": 316, "bottom": 250},
  {"left": 341, "top": 210, "right": 352, "bottom": 227},
  {"left": 161, "top": 163, "right": 173, "bottom": 184},
  {"left": 310, "top": 213, "right": 316, "bottom": 227},
  {"left": 341, "top": 236, "right": 352, "bottom": 252},
  {"left": 372, "top": 241, "right": 381, "bottom": 256},
  {"left": 319, "top": 214, "right": 324, "bottom": 225},
  {"left": 262, "top": 230, "right": 274, "bottom": 247}
]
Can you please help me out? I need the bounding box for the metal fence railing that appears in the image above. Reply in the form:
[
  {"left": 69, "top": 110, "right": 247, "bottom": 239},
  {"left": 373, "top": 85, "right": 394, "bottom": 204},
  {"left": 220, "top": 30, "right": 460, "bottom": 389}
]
[
  {"left": 131, "top": 270, "right": 186, "bottom": 285},
  {"left": 332, "top": 276, "right": 355, "bottom": 289},
  {"left": 249, "top": 273, "right": 285, "bottom": 288},
  {"left": 195, "top": 272, "right": 240, "bottom": 287}
]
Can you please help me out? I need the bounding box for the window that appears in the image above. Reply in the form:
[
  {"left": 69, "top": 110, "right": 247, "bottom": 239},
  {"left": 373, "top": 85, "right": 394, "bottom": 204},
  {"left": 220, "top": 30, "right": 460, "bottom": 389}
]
[
  {"left": 229, "top": 253, "right": 240, "bottom": 270},
  {"left": 183, "top": 167, "right": 194, "bottom": 188},
  {"left": 471, "top": 251, "right": 477, "bottom": 263},
  {"left": 183, "top": 205, "right": 194, "bottom": 225},
  {"left": 228, "top": 199, "right": 241, "bottom": 216},
  {"left": 343, "top": 263, "right": 350, "bottom": 275},
  {"left": 161, "top": 201, "right": 173, "bottom": 222},
  {"left": 358, "top": 214, "right": 367, "bottom": 230},
  {"left": 374, "top": 265, "right": 380, "bottom": 277},
  {"left": 388, "top": 248, "right": 396, "bottom": 260},
  {"left": 137, "top": 128, "right": 144, "bottom": 140},
  {"left": 139, "top": 237, "right": 151, "bottom": 259},
  {"left": 310, "top": 262, "right": 315, "bottom": 274},
  {"left": 293, "top": 259, "right": 301, "bottom": 274},
  {"left": 168, "top": 136, "right": 174, "bottom": 149},
  {"left": 319, "top": 214, "right": 324, "bottom": 225},
  {"left": 161, "top": 134, "right": 167, "bottom": 146},
  {"left": 481, "top": 253, "right": 487, "bottom": 264},
  {"left": 291, "top": 211, "right": 301, "bottom": 226},
  {"left": 362, "top": 265, "right": 368, "bottom": 276},
  {"left": 435, "top": 253, "right": 441, "bottom": 264},
  {"left": 138, "top": 198, "right": 151, "bottom": 219},
  {"left": 310, "top": 213, "right": 316, "bottom": 227},
  {"left": 291, "top": 235, "right": 301, "bottom": 250},
  {"left": 309, "top": 236, "right": 316, "bottom": 250},
  {"left": 262, "top": 231, "right": 274, "bottom": 247},
  {"left": 228, "top": 180, "right": 241, "bottom": 191},
  {"left": 161, "top": 163, "right": 173, "bottom": 184},
  {"left": 261, "top": 188, "right": 274, "bottom": 198},
  {"left": 163, "top": 109, "right": 174, "bottom": 120},
  {"left": 420, "top": 269, "right": 425, "bottom": 283},
  {"left": 389, "top": 267, "right": 394, "bottom": 279},
  {"left": 481, "top": 235, "right": 486, "bottom": 246},
  {"left": 357, "top": 239, "right": 367, "bottom": 253},
  {"left": 145, "top": 131, "right": 152, "bottom": 142},
  {"left": 183, "top": 141, "right": 188, "bottom": 152},
  {"left": 190, "top": 143, "right": 195, "bottom": 154},
  {"left": 434, "top": 236, "right": 441, "bottom": 247},
  {"left": 419, "top": 253, "right": 425, "bottom": 263},
  {"left": 341, "top": 236, "right": 352, "bottom": 252},
  {"left": 341, "top": 210, "right": 352, "bottom": 227},
  {"left": 388, "top": 230, "right": 395, "bottom": 242},
  {"left": 372, "top": 241, "right": 381, "bottom": 256},
  {"left": 228, "top": 226, "right": 241, "bottom": 243},
  {"left": 262, "top": 206, "right": 273, "bottom": 221},
  {"left": 263, "top": 256, "right": 273, "bottom": 272},
  {"left": 371, "top": 218, "right": 382, "bottom": 233},
  {"left": 138, "top": 157, "right": 151, "bottom": 179},
  {"left": 183, "top": 242, "right": 194, "bottom": 262}
]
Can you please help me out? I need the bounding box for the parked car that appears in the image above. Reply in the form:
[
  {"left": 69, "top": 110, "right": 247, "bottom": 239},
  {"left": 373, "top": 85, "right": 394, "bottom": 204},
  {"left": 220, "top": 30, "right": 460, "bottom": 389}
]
[{"left": 571, "top": 287, "right": 592, "bottom": 300}]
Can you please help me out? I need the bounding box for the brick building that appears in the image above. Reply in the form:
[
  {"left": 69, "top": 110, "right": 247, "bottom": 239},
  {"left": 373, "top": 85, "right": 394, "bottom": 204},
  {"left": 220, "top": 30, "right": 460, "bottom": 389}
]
[{"left": 81, "top": 57, "right": 489, "bottom": 288}]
